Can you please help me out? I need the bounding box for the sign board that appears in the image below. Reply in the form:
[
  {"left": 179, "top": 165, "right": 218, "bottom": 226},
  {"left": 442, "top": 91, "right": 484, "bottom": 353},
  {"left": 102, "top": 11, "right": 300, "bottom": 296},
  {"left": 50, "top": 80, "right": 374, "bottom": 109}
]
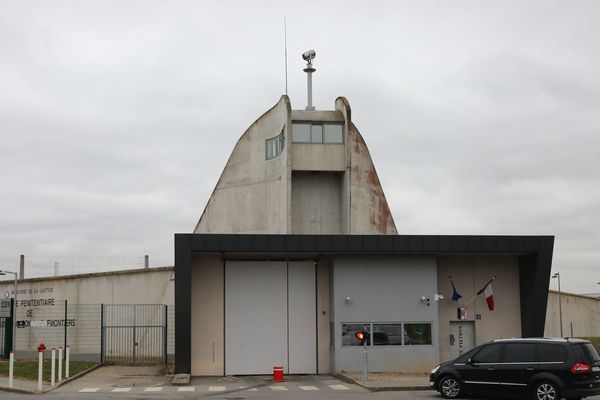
[{"left": 0, "top": 299, "right": 11, "bottom": 318}]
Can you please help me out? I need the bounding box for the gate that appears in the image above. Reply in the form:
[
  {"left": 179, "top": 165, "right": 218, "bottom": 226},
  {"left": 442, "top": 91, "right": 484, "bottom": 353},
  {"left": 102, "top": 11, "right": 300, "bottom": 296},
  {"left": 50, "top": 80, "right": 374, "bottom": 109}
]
[
  {"left": 101, "top": 304, "right": 167, "bottom": 365},
  {"left": 0, "top": 299, "right": 13, "bottom": 358}
]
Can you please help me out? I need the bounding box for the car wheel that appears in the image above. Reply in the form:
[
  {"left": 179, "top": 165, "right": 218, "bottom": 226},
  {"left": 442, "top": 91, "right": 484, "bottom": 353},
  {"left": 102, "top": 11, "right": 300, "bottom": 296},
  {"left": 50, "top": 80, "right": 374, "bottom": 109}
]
[
  {"left": 439, "top": 376, "right": 462, "bottom": 399},
  {"left": 533, "top": 381, "right": 560, "bottom": 400}
]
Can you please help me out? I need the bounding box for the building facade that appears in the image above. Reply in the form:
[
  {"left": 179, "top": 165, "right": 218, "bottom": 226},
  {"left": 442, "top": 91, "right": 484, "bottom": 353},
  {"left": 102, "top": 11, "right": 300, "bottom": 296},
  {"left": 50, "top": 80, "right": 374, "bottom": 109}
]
[{"left": 176, "top": 95, "right": 555, "bottom": 375}]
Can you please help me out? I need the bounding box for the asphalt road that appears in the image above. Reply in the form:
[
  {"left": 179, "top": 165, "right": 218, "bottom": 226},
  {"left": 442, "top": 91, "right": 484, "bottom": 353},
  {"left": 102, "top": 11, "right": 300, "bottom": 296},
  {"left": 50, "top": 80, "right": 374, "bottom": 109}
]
[{"left": 1, "top": 387, "right": 600, "bottom": 400}]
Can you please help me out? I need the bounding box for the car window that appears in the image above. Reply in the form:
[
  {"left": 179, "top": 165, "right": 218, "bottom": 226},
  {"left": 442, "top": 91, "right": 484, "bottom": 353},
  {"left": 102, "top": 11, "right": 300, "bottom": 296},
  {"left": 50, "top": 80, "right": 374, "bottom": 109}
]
[
  {"left": 573, "top": 343, "right": 600, "bottom": 365},
  {"left": 473, "top": 344, "right": 503, "bottom": 363},
  {"left": 503, "top": 343, "right": 536, "bottom": 363},
  {"left": 537, "top": 344, "right": 568, "bottom": 362},
  {"left": 455, "top": 346, "right": 481, "bottom": 363}
]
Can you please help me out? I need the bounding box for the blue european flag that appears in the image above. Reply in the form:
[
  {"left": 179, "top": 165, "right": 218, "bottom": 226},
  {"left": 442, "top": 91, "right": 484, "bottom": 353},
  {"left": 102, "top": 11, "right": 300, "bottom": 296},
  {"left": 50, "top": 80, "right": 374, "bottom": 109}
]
[{"left": 451, "top": 279, "right": 462, "bottom": 301}]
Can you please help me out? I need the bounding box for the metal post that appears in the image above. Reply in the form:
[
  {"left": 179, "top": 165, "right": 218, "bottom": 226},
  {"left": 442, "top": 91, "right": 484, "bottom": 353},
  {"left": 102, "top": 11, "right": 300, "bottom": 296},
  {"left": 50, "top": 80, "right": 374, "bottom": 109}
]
[
  {"left": 100, "top": 304, "right": 104, "bottom": 364},
  {"left": 307, "top": 72, "right": 313, "bottom": 110},
  {"left": 557, "top": 274, "right": 563, "bottom": 337},
  {"left": 19, "top": 255, "right": 24, "bottom": 280},
  {"left": 13, "top": 272, "right": 17, "bottom": 357},
  {"left": 163, "top": 304, "right": 168, "bottom": 364},
  {"left": 58, "top": 347, "right": 63, "bottom": 382},
  {"left": 133, "top": 305, "right": 137, "bottom": 365},
  {"left": 64, "top": 300, "right": 68, "bottom": 356},
  {"left": 9, "top": 351, "right": 14, "bottom": 387},
  {"left": 51, "top": 348, "right": 56, "bottom": 386},
  {"left": 570, "top": 322, "right": 574, "bottom": 338},
  {"left": 144, "top": 255, "right": 149, "bottom": 269},
  {"left": 38, "top": 351, "right": 43, "bottom": 392},
  {"left": 362, "top": 340, "right": 368, "bottom": 383}
]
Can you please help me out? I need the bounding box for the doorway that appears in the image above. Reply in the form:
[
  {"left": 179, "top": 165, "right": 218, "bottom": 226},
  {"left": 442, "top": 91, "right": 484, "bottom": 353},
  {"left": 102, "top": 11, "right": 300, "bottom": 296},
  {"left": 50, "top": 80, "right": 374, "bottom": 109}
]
[{"left": 449, "top": 321, "right": 475, "bottom": 359}]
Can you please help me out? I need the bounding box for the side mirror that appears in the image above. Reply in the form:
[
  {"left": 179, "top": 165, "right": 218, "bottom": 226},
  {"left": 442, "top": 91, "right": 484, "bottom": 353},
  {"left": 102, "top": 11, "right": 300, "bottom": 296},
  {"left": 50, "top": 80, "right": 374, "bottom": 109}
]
[{"left": 467, "top": 358, "right": 474, "bottom": 365}]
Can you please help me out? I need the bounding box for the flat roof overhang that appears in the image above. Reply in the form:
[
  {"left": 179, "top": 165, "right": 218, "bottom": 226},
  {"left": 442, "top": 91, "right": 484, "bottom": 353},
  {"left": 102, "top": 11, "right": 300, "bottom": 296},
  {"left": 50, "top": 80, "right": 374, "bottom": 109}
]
[{"left": 174, "top": 234, "right": 554, "bottom": 374}]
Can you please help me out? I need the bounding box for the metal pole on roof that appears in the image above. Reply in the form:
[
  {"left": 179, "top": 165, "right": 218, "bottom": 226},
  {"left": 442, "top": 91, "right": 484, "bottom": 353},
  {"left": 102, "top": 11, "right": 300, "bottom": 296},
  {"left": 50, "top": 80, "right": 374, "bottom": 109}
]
[
  {"left": 552, "top": 272, "right": 563, "bottom": 337},
  {"left": 302, "top": 50, "right": 316, "bottom": 111}
]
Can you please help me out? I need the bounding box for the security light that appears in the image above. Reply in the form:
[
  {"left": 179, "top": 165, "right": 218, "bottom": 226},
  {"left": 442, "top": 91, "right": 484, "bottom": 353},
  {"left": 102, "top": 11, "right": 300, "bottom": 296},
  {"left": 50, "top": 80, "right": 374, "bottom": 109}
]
[{"left": 302, "top": 49, "right": 316, "bottom": 61}]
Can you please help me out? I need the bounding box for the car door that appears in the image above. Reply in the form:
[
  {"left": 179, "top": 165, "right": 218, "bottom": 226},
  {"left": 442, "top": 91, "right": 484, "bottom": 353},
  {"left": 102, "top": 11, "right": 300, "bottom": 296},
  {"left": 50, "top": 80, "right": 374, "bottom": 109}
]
[
  {"left": 496, "top": 342, "right": 537, "bottom": 397},
  {"left": 461, "top": 343, "right": 504, "bottom": 395}
]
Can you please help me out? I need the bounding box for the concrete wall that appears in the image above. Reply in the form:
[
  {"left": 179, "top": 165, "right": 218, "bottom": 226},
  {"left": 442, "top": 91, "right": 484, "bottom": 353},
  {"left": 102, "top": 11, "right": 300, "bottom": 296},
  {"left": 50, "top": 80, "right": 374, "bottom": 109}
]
[
  {"left": 545, "top": 290, "right": 600, "bottom": 337},
  {"left": 194, "top": 96, "right": 291, "bottom": 234},
  {"left": 332, "top": 255, "right": 438, "bottom": 373},
  {"left": 190, "top": 255, "right": 224, "bottom": 375},
  {"left": 335, "top": 97, "right": 397, "bottom": 235},
  {"left": 436, "top": 256, "right": 521, "bottom": 363},
  {"left": 291, "top": 172, "right": 343, "bottom": 234},
  {"left": 194, "top": 95, "right": 397, "bottom": 235},
  {"left": 0, "top": 267, "right": 174, "bottom": 359}
]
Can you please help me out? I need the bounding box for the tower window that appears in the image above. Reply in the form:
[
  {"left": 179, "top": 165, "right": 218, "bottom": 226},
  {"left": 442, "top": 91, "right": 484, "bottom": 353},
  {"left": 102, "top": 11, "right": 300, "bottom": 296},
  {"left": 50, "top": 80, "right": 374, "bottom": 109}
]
[
  {"left": 292, "top": 122, "right": 344, "bottom": 144},
  {"left": 265, "top": 128, "right": 285, "bottom": 160}
]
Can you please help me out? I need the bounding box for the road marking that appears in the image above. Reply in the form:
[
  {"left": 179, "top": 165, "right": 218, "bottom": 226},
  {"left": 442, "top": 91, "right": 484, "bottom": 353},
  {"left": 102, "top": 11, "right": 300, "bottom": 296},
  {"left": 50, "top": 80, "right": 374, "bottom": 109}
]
[
  {"left": 177, "top": 386, "right": 195, "bottom": 392},
  {"left": 144, "top": 387, "right": 163, "bottom": 392},
  {"left": 209, "top": 386, "right": 226, "bottom": 391},
  {"left": 270, "top": 385, "right": 288, "bottom": 391},
  {"left": 79, "top": 388, "right": 100, "bottom": 393},
  {"left": 299, "top": 385, "right": 319, "bottom": 390},
  {"left": 111, "top": 387, "right": 132, "bottom": 392},
  {"left": 330, "top": 384, "right": 350, "bottom": 390}
]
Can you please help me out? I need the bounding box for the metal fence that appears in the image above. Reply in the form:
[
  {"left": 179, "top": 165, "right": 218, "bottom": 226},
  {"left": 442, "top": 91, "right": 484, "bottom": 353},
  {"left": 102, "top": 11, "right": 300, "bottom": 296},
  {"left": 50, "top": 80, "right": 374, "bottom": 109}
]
[{"left": 101, "top": 304, "right": 167, "bottom": 365}]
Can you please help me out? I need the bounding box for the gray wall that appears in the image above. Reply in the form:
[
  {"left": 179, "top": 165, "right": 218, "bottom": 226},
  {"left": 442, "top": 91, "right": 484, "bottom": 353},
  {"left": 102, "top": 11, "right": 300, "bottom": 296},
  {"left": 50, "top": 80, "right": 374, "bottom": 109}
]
[
  {"left": 291, "top": 171, "right": 343, "bottom": 234},
  {"left": 332, "top": 255, "right": 438, "bottom": 373},
  {"left": 545, "top": 290, "right": 600, "bottom": 337}
]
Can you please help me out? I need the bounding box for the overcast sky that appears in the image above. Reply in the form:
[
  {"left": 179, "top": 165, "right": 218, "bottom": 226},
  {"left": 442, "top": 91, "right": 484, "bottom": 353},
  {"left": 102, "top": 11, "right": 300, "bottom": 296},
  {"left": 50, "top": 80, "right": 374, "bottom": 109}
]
[{"left": 1, "top": 1, "right": 599, "bottom": 293}]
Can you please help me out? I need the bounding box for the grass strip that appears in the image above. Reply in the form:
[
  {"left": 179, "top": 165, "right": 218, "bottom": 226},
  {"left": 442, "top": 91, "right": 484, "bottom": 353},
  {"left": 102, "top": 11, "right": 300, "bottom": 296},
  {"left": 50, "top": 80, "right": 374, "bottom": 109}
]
[{"left": 0, "top": 359, "right": 97, "bottom": 382}]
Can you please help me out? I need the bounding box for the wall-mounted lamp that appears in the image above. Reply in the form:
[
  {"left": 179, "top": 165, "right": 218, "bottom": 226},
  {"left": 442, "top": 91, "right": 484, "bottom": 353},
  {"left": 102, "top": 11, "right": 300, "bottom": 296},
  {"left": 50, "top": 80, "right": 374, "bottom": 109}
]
[
  {"left": 345, "top": 296, "right": 352, "bottom": 304},
  {"left": 420, "top": 296, "right": 430, "bottom": 306}
]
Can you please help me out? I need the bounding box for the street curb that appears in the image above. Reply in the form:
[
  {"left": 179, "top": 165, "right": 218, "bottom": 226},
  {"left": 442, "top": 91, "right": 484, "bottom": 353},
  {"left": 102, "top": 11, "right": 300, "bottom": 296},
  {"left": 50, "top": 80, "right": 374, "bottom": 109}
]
[
  {"left": 42, "top": 363, "right": 103, "bottom": 394},
  {"left": 0, "top": 384, "right": 37, "bottom": 395},
  {"left": 334, "top": 373, "right": 433, "bottom": 392}
]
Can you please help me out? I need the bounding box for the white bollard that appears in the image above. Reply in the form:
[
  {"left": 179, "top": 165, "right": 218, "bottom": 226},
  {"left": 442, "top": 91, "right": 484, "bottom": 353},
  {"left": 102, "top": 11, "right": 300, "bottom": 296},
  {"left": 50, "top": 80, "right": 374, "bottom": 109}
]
[
  {"left": 65, "top": 346, "right": 70, "bottom": 378},
  {"left": 58, "top": 347, "right": 63, "bottom": 382},
  {"left": 38, "top": 351, "right": 43, "bottom": 392},
  {"left": 8, "top": 352, "right": 14, "bottom": 388},
  {"left": 51, "top": 348, "right": 56, "bottom": 386}
]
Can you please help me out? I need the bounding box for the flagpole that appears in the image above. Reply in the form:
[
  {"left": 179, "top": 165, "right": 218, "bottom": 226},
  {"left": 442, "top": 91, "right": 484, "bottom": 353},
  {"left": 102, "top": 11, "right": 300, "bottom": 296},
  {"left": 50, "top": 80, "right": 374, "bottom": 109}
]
[{"left": 462, "top": 276, "right": 496, "bottom": 308}]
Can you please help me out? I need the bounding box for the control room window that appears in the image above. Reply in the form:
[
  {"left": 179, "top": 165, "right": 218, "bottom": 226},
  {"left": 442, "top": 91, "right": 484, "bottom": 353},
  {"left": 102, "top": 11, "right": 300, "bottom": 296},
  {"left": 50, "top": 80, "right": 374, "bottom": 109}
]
[
  {"left": 292, "top": 122, "right": 343, "bottom": 144},
  {"left": 323, "top": 123, "right": 344, "bottom": 143},
  {"left": 404, "top": 323, "right": 432, "bottom": 345},
  {"left": 342, "top": 322, "right": 432, "bottom": 346},
  {"left": 342, "top": 323, "right": 370, "bottom": 346},
  {"left": 291, "top": 123, "right": 310, "bottom": 143}
]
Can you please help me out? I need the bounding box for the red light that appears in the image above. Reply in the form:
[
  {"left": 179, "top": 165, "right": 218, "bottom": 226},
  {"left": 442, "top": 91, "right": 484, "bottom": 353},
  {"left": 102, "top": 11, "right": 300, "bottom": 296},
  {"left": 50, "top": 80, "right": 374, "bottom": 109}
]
[
  {"left": 570, "top": 363, "right": 591, "bottom": 374},
  {"left": 355, "top": 332, "right": 365, "bottom": 341}
]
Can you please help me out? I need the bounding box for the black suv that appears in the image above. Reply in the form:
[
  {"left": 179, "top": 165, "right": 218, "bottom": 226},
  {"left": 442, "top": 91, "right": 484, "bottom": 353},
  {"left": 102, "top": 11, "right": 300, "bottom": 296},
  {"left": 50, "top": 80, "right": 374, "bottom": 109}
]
[{"left": 430, "top": 338, "right": 600, "bottom": 400}]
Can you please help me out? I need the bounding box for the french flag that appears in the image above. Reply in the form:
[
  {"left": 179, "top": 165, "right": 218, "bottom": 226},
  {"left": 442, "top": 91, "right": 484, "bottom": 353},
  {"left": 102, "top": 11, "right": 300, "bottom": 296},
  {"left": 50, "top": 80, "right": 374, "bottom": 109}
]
[{"left": 477, "top": 277, "right": 495, "bottom": 311}]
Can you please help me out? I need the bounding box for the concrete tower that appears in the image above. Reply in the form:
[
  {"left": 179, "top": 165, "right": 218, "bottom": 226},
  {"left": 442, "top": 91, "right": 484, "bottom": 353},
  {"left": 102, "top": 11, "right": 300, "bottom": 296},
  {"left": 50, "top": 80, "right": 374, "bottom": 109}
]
[{"left": 194, "top": 95, "right": 397, "bottom": 235}]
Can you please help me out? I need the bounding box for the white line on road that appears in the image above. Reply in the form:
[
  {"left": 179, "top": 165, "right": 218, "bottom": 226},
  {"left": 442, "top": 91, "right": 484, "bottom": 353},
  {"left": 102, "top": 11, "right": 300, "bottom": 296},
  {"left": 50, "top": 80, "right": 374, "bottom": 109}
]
[
  {"left": 299, "top": 385, "right": 319, "bottom": 391},
  {"left": 78, "top": 388, "right": 100, "bottom": 393},
  {"left": 330, "top": 384, "right": 350, "bottom": 390},
  {"left": 144, "top": 387, "right": 164, "bottom": 392},
  {"left": 177, "top": 386, "right": 196, "bottom": 392},
  {"left": 209, "top": 386, "right": 226, "bottom": 391},
  {"left": 270, "top": 385, "right": 288, "bottom": 391},
  {"left": 111, "top": 387, "right": 132, "bottom": 392}
]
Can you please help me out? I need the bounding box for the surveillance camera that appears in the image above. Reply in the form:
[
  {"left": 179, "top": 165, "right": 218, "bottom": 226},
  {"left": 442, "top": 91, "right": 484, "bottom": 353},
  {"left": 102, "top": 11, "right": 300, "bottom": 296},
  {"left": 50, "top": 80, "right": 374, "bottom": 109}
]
[{"left": 302, "top": 49, "right": 316, "bottom": 61}]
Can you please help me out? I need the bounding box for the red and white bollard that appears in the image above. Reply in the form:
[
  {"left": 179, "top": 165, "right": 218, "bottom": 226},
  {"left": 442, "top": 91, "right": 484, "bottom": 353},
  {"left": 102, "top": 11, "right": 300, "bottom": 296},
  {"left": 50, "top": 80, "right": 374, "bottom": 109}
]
[
  {"left": 273, "top": 366, "right": 284, "bottom": 382},
  {"left": 38, "top": 350, "right": 43, "bottom": 392}
]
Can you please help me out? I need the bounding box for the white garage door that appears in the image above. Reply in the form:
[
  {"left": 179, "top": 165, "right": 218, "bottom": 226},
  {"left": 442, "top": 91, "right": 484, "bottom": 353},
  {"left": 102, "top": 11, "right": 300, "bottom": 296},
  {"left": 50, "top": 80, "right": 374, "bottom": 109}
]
[{"left": 224, "top": 261, "right": 316, "bottom": 375}]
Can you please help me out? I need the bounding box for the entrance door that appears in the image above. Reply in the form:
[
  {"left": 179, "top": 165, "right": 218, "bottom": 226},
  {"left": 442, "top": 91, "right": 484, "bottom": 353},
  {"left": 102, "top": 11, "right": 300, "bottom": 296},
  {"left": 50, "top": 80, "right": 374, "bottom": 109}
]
[
  {"left": 288, "top": 261, "right": 316, "bottom": 374},
  {"left": 225, "top": 261, "right": 288, "bottom": 375},
  {"left": 224, "top": 261, "right": 317, "bottom": 375},
  {"left": 450, "top": 321, "right": 475, "bottom": 359}
]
